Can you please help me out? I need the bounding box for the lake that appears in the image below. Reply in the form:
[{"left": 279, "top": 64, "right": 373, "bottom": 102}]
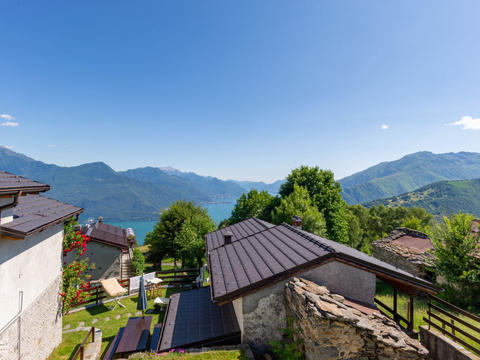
[{"left": 110, "top": 202, "right": 235, "bottom": 245}]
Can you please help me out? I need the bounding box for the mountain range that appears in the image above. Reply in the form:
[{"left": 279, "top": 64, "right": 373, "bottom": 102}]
[
  {"left": 365, "top": 178, "right": 480, "bottom": 218},
  {"left": 339, "top": 151, "right": 480, "bottom": 204},
  {"left": 0, "top": 147, "right": 279, "bottom": 221},
  {"left": 2, "top": 146, "right": 480, "bottom": 221}
]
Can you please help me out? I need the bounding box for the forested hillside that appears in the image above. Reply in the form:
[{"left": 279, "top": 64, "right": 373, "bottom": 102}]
[
  {"left": 339, "top": 151, "right": 480, "bottom": 204},
  {"left": 365, "top": 178, "right": 480, "bottom": 217}
]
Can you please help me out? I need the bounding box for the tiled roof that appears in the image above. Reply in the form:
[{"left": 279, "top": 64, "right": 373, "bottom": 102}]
[
  {"left": 0, "top": 194, "right": 83, "bottom": 238},
  {"left": 374, "top": 228, "right": 433, "bottom": 253},
  {"left": 206, "top": 217, "right": 274, "bottom": 251},
  {"left": 207, "top": 219, "right": 439, "bottom": 303},
  {"left": 84, "top": 222, "right": 129, "bottom": 249},
  {"left": 0, "top": 171, "right": 50, "bottom": 195},
  {"left": 158, "top": 286, "right": 240, "bottom": 352}
]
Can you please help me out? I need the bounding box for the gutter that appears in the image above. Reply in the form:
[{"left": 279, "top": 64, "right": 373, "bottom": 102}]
[{"left": 0, "top": 190, "right": 21, "bottom": 213}]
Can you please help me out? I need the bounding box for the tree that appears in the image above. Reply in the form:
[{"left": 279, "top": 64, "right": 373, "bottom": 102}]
[
  {"left": 279, "top": 166, "right": 348, "bottom": 243},
  {"left": 429, "top": 212, "right": 480, "bottom": 307},
  {"left": 271, "top": 184, "right": 326, "bottom": 236},
  {"left": 132, "top": 248, "right": 145, "bottom": 276},
  {"left": 229, "top": 189, "right": 276, "bottom": 224},
  {"left": 175, "top": 222, "right": 206, "bottom": 268},
  {"left": 146, "top": 201, "right": 215, "bottom": 268}
]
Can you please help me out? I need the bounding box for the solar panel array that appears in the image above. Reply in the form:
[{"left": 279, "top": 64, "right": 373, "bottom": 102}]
[{"left": 158, "top": 287, "right": 240, "bottom": 352}]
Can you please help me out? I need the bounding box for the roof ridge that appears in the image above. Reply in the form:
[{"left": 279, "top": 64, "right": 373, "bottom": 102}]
[{"left": 280, "top": 223, "right": 336, "bottom": 254}]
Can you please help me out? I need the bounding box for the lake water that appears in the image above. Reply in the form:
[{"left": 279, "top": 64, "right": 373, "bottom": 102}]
[{"left": 110, "top": 202, "right": 235, "bottom": 245}]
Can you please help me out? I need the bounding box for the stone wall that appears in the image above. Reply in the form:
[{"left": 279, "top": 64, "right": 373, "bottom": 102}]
[
  {"left": 241, "top": 280, "right": 287, "bottom": 356},
  {"left": 0, "top": 274, "right": 62, "bottom": 360},
  {"left": 419, "top": 326, "right": 479, "bottom": 360},
  {"left": 285, "top": 278, "right": 429, "bottom": 360},
  {"left": 372, "top": 228, "right": 434, "bottom": 280}
]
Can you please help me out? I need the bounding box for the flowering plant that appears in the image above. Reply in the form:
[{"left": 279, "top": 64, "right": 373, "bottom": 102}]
[
  {"left": 60, "top": 218, "right": 94, "bottom": 314},
  {"left": 63, "top": 220, "right": 90, "bottom": 257}
]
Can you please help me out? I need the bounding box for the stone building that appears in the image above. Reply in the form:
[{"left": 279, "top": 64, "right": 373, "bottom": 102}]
[
  {"left": 372, "top": 228, "right": 434, "bottom": 280},
  {"left": 157, "top": 217, "right": 439, "bottom": 358},
  {"left": 0, "top": 171, "right": 83, "bottom": 360},
  {"left": 65, "top": 219, "right": 137, "bottom": 280}
]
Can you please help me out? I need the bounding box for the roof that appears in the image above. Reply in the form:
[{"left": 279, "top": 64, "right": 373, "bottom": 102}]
[
  {"left": 207, "top": 219, "right": 439, "bottom": 304},
  {"left": 0, "top": 194, "right": 83, "bottom": 238},
  {"left": 0, "top": 171, "right": 50, "bottom": 195},
  {"left": 84, "top": 222, "right": 130, "bottom": 249},
  {"left": 206, "top": 217, "right": 274, "bottom": 251},
  {"left": 158, "top": 286, "right": 240, "bottom": 352},
  {"left": 375, "top": 228, "right": 434, "bottom": 253}
]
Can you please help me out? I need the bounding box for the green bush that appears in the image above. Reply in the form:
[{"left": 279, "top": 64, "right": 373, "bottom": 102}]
[
  {"left": 132, "top": 248, "right": 145, "bottom": 276},
  {"left": 269, "top": 318, "right": 304, "bottom": 360}
]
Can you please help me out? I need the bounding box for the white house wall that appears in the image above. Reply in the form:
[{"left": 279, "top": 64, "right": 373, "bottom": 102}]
[{"left": 0, "top": 223, "right": 63, "bottom": 360}]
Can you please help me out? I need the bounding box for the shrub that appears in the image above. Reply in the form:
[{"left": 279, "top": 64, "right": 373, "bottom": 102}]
[
  {"left": 269, "top": 318, "right": 304, "bottom": 360},
  {"left": 132, "top": 248, "right": 145, "bottom": 276}
]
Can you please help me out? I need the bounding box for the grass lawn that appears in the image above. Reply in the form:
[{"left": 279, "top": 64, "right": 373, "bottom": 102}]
[
  {"left": 130, "top": 350, "right": 246, "bottom": 359},
  {"left": 48, "top": 288, "right": 183, "bottom": 360},
  {"left": 375, "top": 281, "right": 480, "bottom": 354}
]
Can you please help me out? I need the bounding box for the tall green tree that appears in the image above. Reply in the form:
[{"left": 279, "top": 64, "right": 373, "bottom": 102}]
[
  {"left": 229, "top": 189, "right": 276, "bottom": 224},
  {"left": 279, "top": 166, "right": 348, "bottom": 243},
  {"left": 272, "top": 184, "right": 326, "bottom": 236},
  {"left": 145, "top": 201, "right": 215, "bottom": 268},
  {"left": 429, "top": 212, "right": 480, "bottom": 307}
]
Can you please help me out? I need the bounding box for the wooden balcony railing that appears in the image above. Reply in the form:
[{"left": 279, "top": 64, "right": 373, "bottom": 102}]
[
  {"left": 71, "top": 326, "right": 96, "bottom": 360},
  {"left": 423, "top": 294, "right": 480, "bottom": 356}
]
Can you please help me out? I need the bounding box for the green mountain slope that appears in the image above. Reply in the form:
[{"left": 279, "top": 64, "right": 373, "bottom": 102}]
[
  {"left": 120, "top": 167, "right": 245, "bottom": 199},
  {"left": 0, "top": 148, "right": 210, "bottom": 221},
  {"left": 365, "top": 178, "right": 480, "bottom": 217},
  {"left": 339, "top": 151, "right": 480, "bottom": 204}
]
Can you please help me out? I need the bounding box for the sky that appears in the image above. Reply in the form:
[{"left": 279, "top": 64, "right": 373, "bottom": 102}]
[{"left": 1, "top": 1, "right": 480, "bottom": 182}]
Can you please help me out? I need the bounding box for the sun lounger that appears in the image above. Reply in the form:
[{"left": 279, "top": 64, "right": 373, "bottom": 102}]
[{"left": 101, "top": 278, "right": 128, "bottom": 310}]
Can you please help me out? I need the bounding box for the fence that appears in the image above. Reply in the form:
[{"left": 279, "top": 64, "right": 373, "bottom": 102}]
[
  {"left": 423, "top": 294, "right": 480, "bottom": 356},
  {"left": 69, "top": 268, "right": 200, "bottom": 308},
  {"left": 71, "top": 326, "right": 96, "bottom": 360},
  {"left": 374, "top": 296, "right": 412, "bottom": 331}
]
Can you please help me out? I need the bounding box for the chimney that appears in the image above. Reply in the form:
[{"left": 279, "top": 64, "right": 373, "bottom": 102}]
[
  {"left": 98, "top": 216, "right": 103, "bottom": 223},
  {"left": 223, "top": 231, "right": 233, "bottom": 245},
  {"left": 292, "top": 216, "right": 302, "bottom": 229}
]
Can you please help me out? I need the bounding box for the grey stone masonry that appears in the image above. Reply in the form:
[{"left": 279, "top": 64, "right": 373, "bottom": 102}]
[
  {"left": 0, "top": 274, "right": 62, "bottom": 360},
  {"left": 285, "top": 277, "right": 429, "bottom": 360}
]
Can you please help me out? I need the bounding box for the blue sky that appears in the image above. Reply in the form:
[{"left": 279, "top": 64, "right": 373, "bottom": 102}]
[{"left": 1, "top": 1, "right": 480, "bottom": 182}]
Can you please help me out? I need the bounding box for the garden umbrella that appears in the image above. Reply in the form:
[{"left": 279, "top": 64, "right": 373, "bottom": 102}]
[{"left": 137, "top": 275, "right": 148, "bottom": 316}]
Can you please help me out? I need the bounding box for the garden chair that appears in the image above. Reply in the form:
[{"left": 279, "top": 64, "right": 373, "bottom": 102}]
[{"left": 101, "top": 278, "right": 128, "bottom": 310}]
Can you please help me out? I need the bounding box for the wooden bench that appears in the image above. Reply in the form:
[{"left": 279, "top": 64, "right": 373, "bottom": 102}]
[
  {"left": 103, "top": 327, "right": 125, "bottom": 360},
  {"left": 149, "top": 323, "right": 163, "bottom": 352}
]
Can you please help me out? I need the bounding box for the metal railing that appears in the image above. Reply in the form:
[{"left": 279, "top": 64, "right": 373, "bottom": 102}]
[
  {"left": 71, "top": 326, "right": 96, "bottom": 360},
  {"left": 423, "top": 294, "right": 480, "bottom": 356}
]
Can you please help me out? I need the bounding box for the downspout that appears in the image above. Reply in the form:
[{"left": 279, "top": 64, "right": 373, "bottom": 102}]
[{"left": 0, "top": 191, "right": 22, "bottom": 360}]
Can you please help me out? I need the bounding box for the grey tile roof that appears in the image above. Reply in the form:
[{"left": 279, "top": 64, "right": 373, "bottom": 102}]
[
  {"left": 158, "top": 286, "right": 240, "bottom": 352},
  {"left": 0, "top": 194, "right": 83, "bottom": 238},
  {"left": 0, "top": 171, "right": 50, "bottom": 195},
  {"left": 206, "top": 219, "right": 439, "bottom": 303}
]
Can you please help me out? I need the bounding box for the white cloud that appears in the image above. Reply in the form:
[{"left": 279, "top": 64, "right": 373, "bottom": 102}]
[
  {"left": 0, "top": 114, "right": 14, "bottom": 121},
  {"left": 381, "top": 124, "right": 389, "bottom": 130},
  {"left": 1, "top": 121, "right": 19, "bottom": 127},
  {"left": 448, "top": 116, "right": 480, "bottom": 130}
]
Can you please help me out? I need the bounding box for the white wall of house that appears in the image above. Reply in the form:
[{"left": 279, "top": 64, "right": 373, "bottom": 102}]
[
  {"left": 0, "top": 223, "right": 63, "bottom": 328},
  {"left": 302, "top": 260, "right": 376, "bottom": 304},
  {"left": 0, "top": 223, "right": 63, "bottom": 360}
]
